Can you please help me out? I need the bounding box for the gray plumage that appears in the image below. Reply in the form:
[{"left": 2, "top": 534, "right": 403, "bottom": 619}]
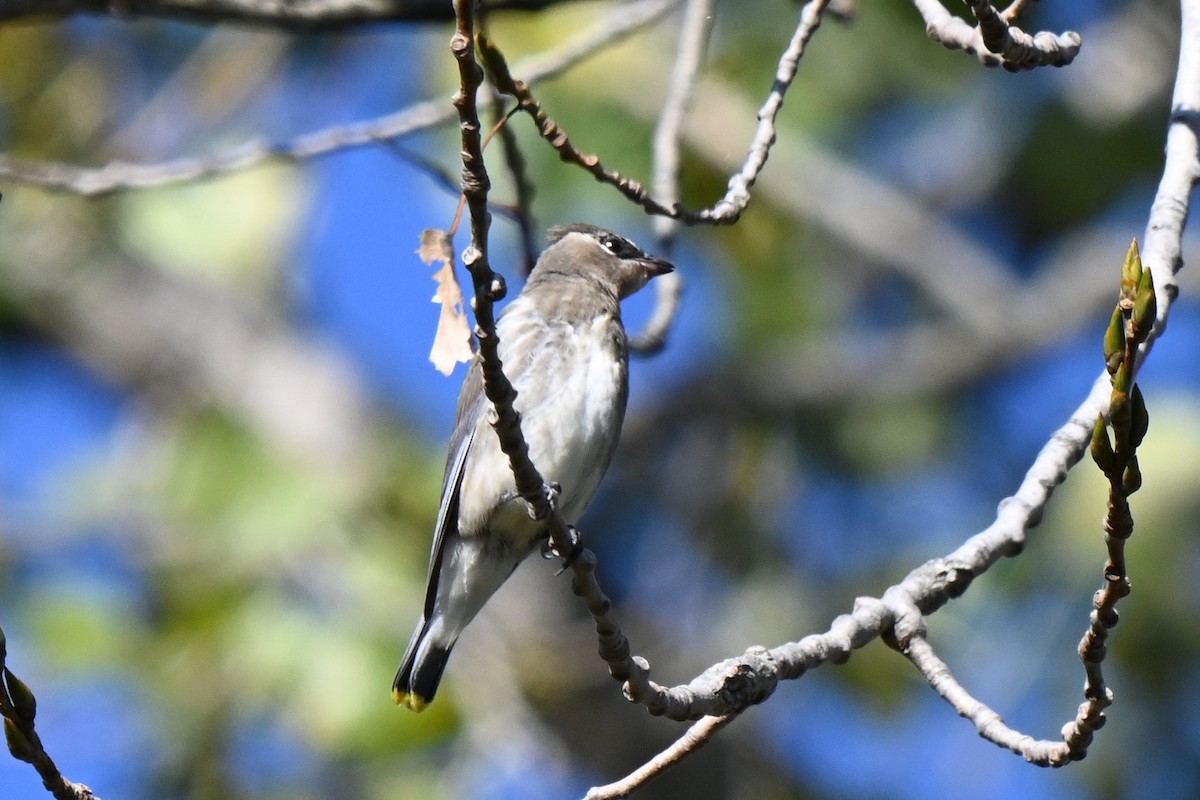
[{"left": 393, "top": 224, "right": 674, "bottom": 711}]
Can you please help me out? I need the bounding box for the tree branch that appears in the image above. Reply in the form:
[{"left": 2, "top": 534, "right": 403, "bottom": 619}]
[
  {"left": 583, "top": 714, "right": 737, "bottom": 800},
  {"left": 911, "top": 0, "right": 1082, "bottom": 70},
  {"left": 0, "top": 0, "right": 680, "bottom": 196},
  {"left": 450, "top": 0, "right": 579, "bottom": 562},
  {"left": 482, "top": 0, "right": 833, "bottom": 225},
  {"left": 889, "top": 243, "right": 1155, "bottom": 768},
  {"left": 581, "top": 0, "right": 1198, "bottom": 788},
  {"left": 629, "top": 0, "right": 712, "bottom": 354},
  {"left": 0, "top": 0, "right": 587, "bottom": 29}
]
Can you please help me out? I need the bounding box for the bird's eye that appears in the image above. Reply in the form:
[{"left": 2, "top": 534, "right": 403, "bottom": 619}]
[{"left": 599, "top": 235, "right": 639, "bottom": 259}]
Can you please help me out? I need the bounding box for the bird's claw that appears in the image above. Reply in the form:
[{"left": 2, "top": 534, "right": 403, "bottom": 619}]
[
  {"left": 526, "top": 483, "right": 563, "bottom": 523},
  {"left": 541, "top": 525, "right": 582, "bottom": 574}
]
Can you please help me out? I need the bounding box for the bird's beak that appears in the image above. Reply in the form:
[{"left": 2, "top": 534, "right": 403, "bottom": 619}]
[
  {"left": 641, "top": 257, "right": 675, "bottom": 277},
  {"left": 619, "top": 255, "right": 675, "bottom": 299}
]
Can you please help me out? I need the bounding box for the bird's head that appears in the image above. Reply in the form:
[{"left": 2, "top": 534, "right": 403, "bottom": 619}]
[{"left": 542, "top": 224, "right": 675, "bottom": 300}]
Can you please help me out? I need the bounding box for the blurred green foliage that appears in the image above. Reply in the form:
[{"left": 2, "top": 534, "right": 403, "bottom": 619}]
[{"left": 1, "top": 0, "right": 1198, "bottom": 798}]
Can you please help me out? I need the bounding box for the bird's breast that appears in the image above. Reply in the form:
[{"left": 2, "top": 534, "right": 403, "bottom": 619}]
[
  {"left": 516, "top": 313, "right": 628, "bottom": 519},
  {"left": 456, "top": 306, "right": 628, "bottom": 548}
]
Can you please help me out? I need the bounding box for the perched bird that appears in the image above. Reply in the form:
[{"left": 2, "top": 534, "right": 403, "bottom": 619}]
[{"left": 393, "top": 223, "right": 674, "bottom": 711}]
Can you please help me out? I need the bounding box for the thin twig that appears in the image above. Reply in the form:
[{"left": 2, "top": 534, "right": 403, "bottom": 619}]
[
  {"left": 631, "top": 0, "right": 713, "bottom": 354},
  {"left": 650, "top": 0, "right": 712, "bottom": 240},
  {"left": 386, "top": 137, "right": 540, "bottom": 229},
  {"left": 696, "top": 0, "right": 831, "bottom": 222},
  {"left": 478, "top": 35, "right": 680, "bottom": 218},
  {"left": 489, "top": 98, "right": 538, "bottom": 274},
  {"left": 481, "top": 0, "right": 832, "bottom": 225},
  {"left": 900, "top": 634, "right": 1097, "bottom": 765},
  {"left": 0, "top": 101, "right": 450, "bottom": 195},
  {"left": 583, "top": 714, "right": 738, "bottom": 799},
  {"left": 892, "top": 244, "right": 1154, "bottom": 768}
]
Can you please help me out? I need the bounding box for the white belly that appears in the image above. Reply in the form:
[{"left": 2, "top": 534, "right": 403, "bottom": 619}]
[{"left": 456, "top": 306, "right": 628, "bottom": 547}]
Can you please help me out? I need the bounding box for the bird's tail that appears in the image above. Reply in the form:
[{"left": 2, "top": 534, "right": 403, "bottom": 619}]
[{"left": 392, "top": 618, "right": 453, "bottom": 712}]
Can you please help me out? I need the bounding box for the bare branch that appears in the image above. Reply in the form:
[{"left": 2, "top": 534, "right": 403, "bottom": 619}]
[
  {"left": 912, "top": 0, "right": 1081, "bottom": 70},
  {"left": 588, "top": 0, "right": 1199, "bottom": 762},
  {"left": 583, "top": 714, "right": 738, "bottom": 800},
  {"left": 605, "top": 64, "right": 1194, "bottom": 411},
  {"left": 1139, "top": 0, "right": 1200, "bottom": 322},
  {"left": 0, "top": 0, "right": 588, "bottom": 29},
  {"left": 0, "top": 100, "right": 452, "bottom": 195},
  {"left": 482, "top": 0, "right": 832, "bottom": 225},
  {"left": 478, "top": 30, "right": 539, "bottom": 276},
  {"left": 626, "top": 270, "right": 683, "bottom": 356},
  {"left": 891, "top": 249, "right": 1155, "bottom": 768},
  {"left": 488, "top": 98, "right": 538, "bottom": 274},
  {"left": 601, "top": 368, "right": 1116, "bottom": 725},
  {"left": 630, "top": 0, "right": 713, "bottom": 354},
  {"left": 899, "top": 634, "right": 1102, "bottom": 765},
  {"left": 0, "top": 0, "right": 680, "bottom": 196},
  {"left": 650, "top": 0, "right": 713, "bottom": 241},
  {"left": 478, "top": 36, "right": 681, "bottom": 218},
  {"left": 450, "top": 0, "right": 579, "bottom": 563},
  {"left": 696, "top": 0, "right": 831, "bottom": 222}
]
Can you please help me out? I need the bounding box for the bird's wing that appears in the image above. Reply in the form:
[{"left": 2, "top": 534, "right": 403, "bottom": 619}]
[{"left": 421, "top": 362, "right": 486, "bottom": 620}]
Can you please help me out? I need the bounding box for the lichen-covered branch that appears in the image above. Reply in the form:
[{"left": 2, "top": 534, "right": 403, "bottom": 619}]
[
  {"left": 581, "top": 2, "right": 1198, "bottom": 784},
  {"left": 888, "top": 242, "right": 1155, "bottom": 768},
  {"left": 900, "top": 634, "right": 1098, "bottom": 765},
  {"left": 912, "top": 0, "right": 1081, "bottom": 70}
]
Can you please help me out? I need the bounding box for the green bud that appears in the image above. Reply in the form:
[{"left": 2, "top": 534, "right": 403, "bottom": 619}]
[
  {"left": 1129, "top": 385, "right": 1150, "bottom": 448},
  {"left": 1123, "top": 458, "right": 1143, "bottom": 494},
  {"left": 3, "top": 670, "right": 35, "bottom": 724},
  {"left": 4, "top": 718, "right": 34, "bottom": 764},
  {"left": 1103, "top": 306, "right": 1125, "bottom": 374},
  {"left": 1112, "top": 358, "right": 1132, "bottom": 396},
  {"left": 1121, "top": 239, "right": 1142, "bottom": 303},
  {"left": 1090, "top": 415, "right": 1116, "bottom": 473},
  {"left": 1109, "top": 390, "right": 1131, "bottom": 450},
  {"left": 1132, "top": 267, "right": 1157, "bottom": 342}
]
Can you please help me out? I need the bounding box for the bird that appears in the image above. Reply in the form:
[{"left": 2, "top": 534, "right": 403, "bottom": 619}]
[{"left": 393, "top": 223, "right": 674, "bottom": 712}]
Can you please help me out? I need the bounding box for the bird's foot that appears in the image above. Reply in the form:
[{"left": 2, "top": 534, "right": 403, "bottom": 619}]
[
  {"left": 541, "top": 525, "right": 582, "bottom": 574},
  {"left": 523, "top": 482, "right": 562, "bottom": 522}
]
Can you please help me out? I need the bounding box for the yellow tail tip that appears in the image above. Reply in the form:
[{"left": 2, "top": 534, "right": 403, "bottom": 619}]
[{"left": 393, "top": 688, "right": 429, "bottom": 712}]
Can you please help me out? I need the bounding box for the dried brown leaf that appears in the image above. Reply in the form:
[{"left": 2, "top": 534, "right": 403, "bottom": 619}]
[{"left": 418, "top": 229, "right": 474, "bottom": 376}]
